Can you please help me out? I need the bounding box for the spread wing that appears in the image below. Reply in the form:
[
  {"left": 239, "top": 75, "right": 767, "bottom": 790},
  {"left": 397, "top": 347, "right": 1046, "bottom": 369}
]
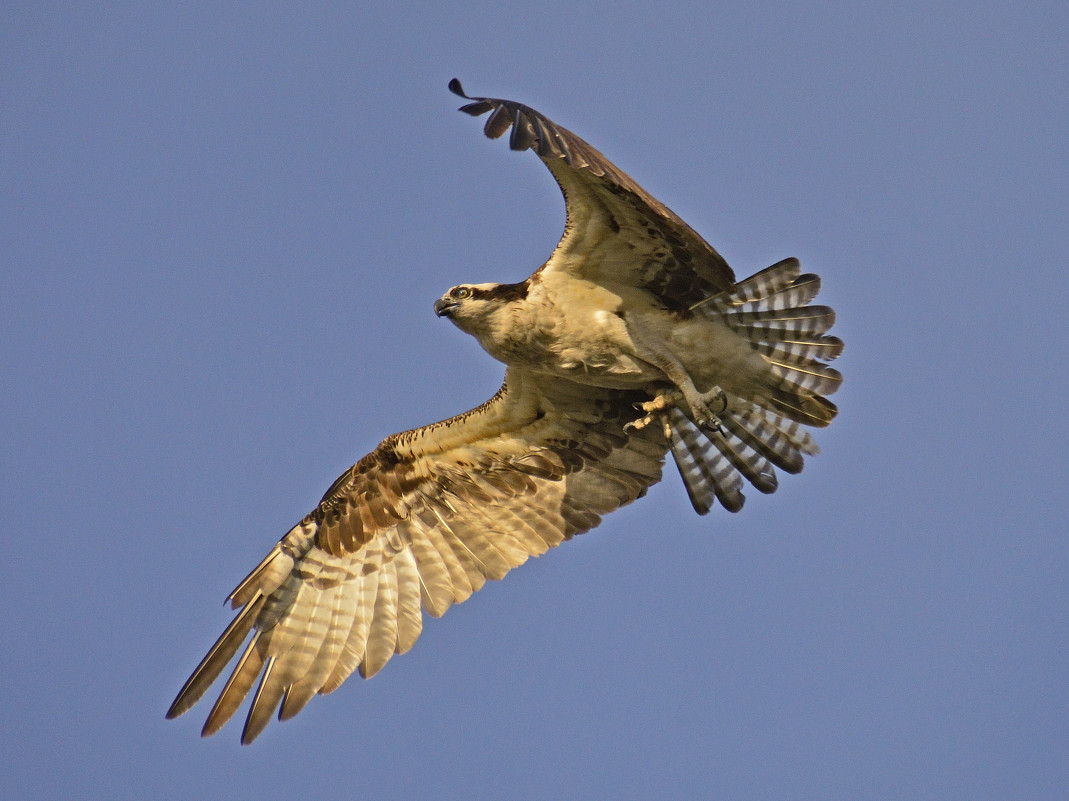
[
  {"left": 167, "top": 369, "right": 666, "bottom": 743},
  {"left": 450, "top": 79, "right": 735, "bottom": 308}
]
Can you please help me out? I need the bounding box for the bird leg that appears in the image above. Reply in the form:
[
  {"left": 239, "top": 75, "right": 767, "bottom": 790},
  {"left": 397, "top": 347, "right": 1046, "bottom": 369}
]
[
  {"left": 625, "top": 386, "right": 728, "bottom": 434},
  {"left": 622, "top": 314, "right": 728, "bottom": 430}
]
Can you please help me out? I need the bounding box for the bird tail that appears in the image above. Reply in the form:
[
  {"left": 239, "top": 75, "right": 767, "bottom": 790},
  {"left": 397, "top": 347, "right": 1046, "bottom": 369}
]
[{"left": 666, "top": 257, "right": 843, "bottom": 514}]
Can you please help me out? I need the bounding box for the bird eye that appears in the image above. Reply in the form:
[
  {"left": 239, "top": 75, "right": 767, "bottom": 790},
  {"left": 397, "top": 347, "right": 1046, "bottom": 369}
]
[{"left": 454, "top": 287, "right": 472, "bottom": 300}]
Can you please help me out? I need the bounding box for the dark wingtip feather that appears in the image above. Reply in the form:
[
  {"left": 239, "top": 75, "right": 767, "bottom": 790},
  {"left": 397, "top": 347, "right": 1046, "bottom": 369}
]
[
  {"left": 484, "top": 104, "right": 513, "bottom": 138},
  {"left": 199, "top": 633, "right": 265, "bottom": 739},
  {"left": 166, "top": 592, "right": 266, "bottom": 720},
  {"left": 717, "top": 489, "right": 746, "bottom": 513},
  {"left": 240, "top": 657, "right": 280, "bottom": 745},
  {"left": 509, "top": 110, "right": 537, "bottom": 150},
  {"left": 450, "top": 79, "right": 495, "bottom": 117}
]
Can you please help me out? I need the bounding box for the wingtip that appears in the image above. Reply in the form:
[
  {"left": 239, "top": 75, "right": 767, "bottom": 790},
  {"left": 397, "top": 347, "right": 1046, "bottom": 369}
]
[
  {"left": 451, "top": 78, "right": 494, "bottom": 117},
  {"left": 448, "top": 77, "right": 467, "bottom": 98},
  {"left": 165, "top": 683, "right": 197, "bottom": 721}
]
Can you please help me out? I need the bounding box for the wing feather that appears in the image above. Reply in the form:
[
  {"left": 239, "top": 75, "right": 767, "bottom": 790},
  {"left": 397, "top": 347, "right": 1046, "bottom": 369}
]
[
  {"left": 201, "top": 630, "right": 266, "bottom": 737},
  {"left": 242, "top": 656, "right": 284, "bottom": 744},
  {"left": 427, "top": 503, "right": 489, "bottom": 595},
  {"left": 393, "top": 547, "right": 424, "bottom": 654},
  {"left": 450, "top": 79, "right": 735, "bottom": 307},
  {"left": 170, "top": 368, "right": 666, "bottom": 741},
  {"left": 399, "top": 520, "right": 455, "bottom": 617},
  {"left": 411, "top": 510, "right": 476, "bottom": 606},
  {"left": 446, "top": 517, "right": 516, "bottom": 580},
  {"left": 360, "top": 559, "right": 398, "bottom": 679},
  {"left": 165, "top": 591, "right": 266, "bottom": 720},
  {"left": 321, "top": 559, "right": 379, "bottom": 693},
  {"left": 278, "top": 582, "right": 352, "bottom": 719}
]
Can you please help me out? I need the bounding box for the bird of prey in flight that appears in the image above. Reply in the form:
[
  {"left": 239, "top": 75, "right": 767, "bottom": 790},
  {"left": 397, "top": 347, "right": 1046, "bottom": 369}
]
[{"left": 167, "top": 79, "right": 842, "bottom": 743}]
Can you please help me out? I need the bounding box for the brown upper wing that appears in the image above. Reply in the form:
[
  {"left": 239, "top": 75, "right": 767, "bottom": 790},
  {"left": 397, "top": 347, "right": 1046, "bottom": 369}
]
[
  {"left": 450, "top": 79, "right": 735, "bottom": 308},
  {"left": 167, "top": 368, "right": 666, "bottom": 743}
]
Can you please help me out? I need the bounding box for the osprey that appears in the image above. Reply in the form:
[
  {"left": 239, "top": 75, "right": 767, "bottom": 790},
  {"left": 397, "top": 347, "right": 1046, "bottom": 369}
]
[{"left": 167, "top": 79, "right": 842, "bottom": 743}]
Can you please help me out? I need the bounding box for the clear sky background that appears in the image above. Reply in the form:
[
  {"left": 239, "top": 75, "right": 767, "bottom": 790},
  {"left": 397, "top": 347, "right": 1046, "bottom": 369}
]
[{"left": 2, "top": 2, "right": 1066, "bottom": 799}]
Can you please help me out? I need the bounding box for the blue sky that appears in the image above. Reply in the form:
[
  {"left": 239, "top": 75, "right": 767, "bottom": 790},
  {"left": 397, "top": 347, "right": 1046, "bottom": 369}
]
[{"left": 2, "top": 2, "right": 1066, "bottom": 799}]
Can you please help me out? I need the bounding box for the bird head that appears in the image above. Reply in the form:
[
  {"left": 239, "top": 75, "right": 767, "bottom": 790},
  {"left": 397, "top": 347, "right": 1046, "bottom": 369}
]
[{"left": 434, "top": 281, "right": 528, "bottom": 338}]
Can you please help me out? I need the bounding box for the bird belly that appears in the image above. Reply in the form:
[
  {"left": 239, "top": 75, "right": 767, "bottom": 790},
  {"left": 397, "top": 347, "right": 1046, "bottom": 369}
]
[
  {"left": 669, "top": 316, "right": 773, "bottom": 397},
  {"left": 489, "top": 277, "right": 773, "bottom": 396},
  {"left": 540, "top": 309, "right": 661, "bottom": 386},
  {"left": 549, "top": 307, "right": 772, "bottom": 399}
]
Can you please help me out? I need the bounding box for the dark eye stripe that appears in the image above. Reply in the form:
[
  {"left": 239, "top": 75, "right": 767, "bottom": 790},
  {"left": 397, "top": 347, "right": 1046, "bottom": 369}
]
[{"left": 471, "top": 282, "right": 529, "bottom": 302}]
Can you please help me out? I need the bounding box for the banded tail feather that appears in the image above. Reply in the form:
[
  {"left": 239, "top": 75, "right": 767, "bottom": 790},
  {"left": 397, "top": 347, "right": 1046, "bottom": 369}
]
[{"left": 670, "top": 258, "right": 841, "bottom": 513}]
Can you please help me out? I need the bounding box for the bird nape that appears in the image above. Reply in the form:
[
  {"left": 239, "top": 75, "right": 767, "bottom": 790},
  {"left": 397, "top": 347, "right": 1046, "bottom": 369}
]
[{"left": 167, "top": 78, "right": 843, "bottom": 744}]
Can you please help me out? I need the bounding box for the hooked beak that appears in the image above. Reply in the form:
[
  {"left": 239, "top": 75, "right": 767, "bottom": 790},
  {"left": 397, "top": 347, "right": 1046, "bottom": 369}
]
[{"left": 434, "top": 297, "right": 458, "bottom": 317}]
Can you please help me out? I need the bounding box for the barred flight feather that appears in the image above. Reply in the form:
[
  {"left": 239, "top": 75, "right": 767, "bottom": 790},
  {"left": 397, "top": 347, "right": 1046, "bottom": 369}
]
[
  {"left": 768, "top": 387, "right": 839, "bottom": 428},
  {"left": 265, "top": 582, "right": 329, "bottom": 689},
  {"left": 725, "top": 306, "right": 837, "bottom": 339},
  {"left": 725, "top": 410, "right": 810, "bottom": 473},
  {"left": 322, "top": 566, "right": 378, "bottom": 692},
  {"left": 430, "top": 507, "right": 489, "bottom": 594},
  {"left": 665, "top": 427, "right": 716, "bottom": 515},
  {"left": 242, "top": 657, "right": 282, "bottom": 744},
  {"left": 165, "top": 592, "right": 266, "bottom": 720},
  {"left": 768, "top": 359, "right": 844, "bottom": 397},
  {"left": 361, "top": 562, "right": 398, "bottom": 678},
  {"left": 697, "top": 257, "right": 801, "bottom": 312},
  {"left": 411, "top": 513, "right": 475, "bottom": 606},
  {"left": 707, "top": 423, "right": 779, "bottom": 495},
  {"left": 752, "top": 337, "right": 845, "bottom": 366},
  {"left": 661, "top": 240, "right": 845, "bottom": 512},
  {"left": 400, "top": 522, "right": 455, "bottom": 617},
  {"left": 228, "top": 543, "right": 292, "bottom": 608},
  {"left": 278, "top": 584, "right": 351, "bottom": 718},
  {"left": 394, "top": 550, "right": 425, "bottom": 654},
  {"left": 202, "top": 631, "right": 265, "bottom": 737},
  {"left": 665, "top": 407, "right": 745, "bottom": 513}
]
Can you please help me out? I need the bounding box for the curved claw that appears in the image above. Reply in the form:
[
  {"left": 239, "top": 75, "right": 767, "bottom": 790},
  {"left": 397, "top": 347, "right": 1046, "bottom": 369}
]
[
  {"left": 626, "top": 391, "right": 683, "bottom": 433},
  {"left": 685, "top": 387, "right": 729, "bottom": 434}
]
